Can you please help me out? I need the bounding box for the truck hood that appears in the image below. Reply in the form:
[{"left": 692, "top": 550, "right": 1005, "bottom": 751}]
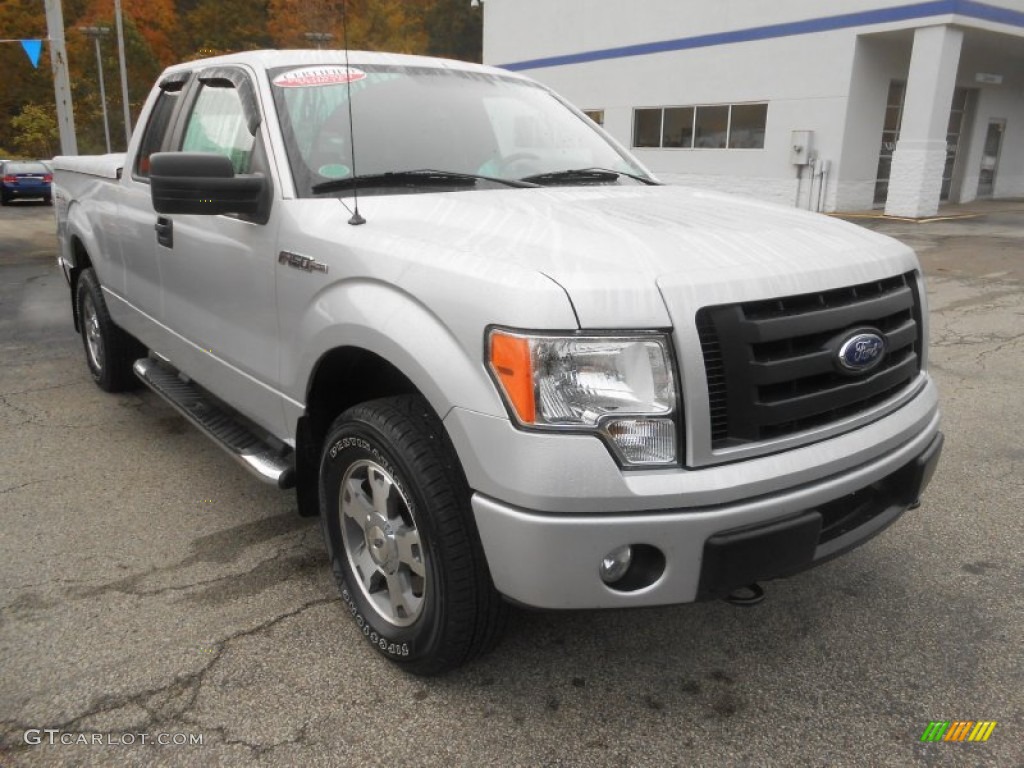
[{"left": 356, "top": 184, "right": 920, "bottom": 328}]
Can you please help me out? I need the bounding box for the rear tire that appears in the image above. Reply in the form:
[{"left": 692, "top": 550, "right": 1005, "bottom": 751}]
[
  {"left": 76, "top": 268, "right": 145, "bottom": 392},
  {"left": 319, "top": 395, "right": 508, "bottom": 675}
]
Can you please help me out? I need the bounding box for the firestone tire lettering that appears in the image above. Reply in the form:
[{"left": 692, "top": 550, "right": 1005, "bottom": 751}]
[{"left": 318, "top": 395, "right": 507, "bottom": 675}]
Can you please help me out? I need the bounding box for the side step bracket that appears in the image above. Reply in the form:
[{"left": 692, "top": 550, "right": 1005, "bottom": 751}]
[{"left": 133, "top": 358, "right": 295, "bottom": 489}]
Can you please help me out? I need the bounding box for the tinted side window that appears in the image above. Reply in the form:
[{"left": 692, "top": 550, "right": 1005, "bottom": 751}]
[
  {"left": 134, "top": 89, "right": 181, "bottom": 179},
  {"left": 181, "top": 85, "right": 255, "bottom": 174}
]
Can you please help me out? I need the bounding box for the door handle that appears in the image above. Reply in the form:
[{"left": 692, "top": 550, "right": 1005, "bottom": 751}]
[{"left": 155, "top": 217, "right": 173, "bottom": 248}]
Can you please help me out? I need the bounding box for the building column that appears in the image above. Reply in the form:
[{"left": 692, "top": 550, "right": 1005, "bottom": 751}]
[{"left": 885, "top": 25, "right": 963, "bottom": 217}]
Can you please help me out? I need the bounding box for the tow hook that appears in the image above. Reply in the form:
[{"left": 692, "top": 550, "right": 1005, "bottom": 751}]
[{"left": 724, "top": 583, "right": 765, "bottom": 606}]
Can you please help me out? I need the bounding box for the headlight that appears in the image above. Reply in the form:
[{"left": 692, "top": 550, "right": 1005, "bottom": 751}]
[{"left": 488, "top": 329, "right": 680, "bottom": 466}]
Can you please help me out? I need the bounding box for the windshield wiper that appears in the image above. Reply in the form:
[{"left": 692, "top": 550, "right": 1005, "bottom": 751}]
[
  {"left": 519, "top": 167, "right": 660, "bottom": 186},
  {"left": 311, "top": 169, "right": 539, "bottom": 194}
]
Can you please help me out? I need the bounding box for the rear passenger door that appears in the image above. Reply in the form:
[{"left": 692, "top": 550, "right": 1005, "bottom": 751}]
[{"left": 155, "top": 66, "right": 285, "bottom": 437}]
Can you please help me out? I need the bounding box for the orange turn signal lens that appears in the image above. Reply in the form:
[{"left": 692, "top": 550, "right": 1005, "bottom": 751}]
[{"left": 489, "top": 332, "right": 536, "bottom": 424}]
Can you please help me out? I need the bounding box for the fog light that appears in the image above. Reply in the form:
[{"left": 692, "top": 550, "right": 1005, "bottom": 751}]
[{"left": 599, "top": 545, "right": 633, "bottom": 584}]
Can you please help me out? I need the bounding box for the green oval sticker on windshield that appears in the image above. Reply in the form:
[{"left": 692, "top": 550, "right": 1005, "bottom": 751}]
[{"left": 318, "top": 164, "right": 351, "bottom": 179}]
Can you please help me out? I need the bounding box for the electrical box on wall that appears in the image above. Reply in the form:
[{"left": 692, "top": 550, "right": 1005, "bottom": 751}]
[{"left": 791, "top": 130, "right": 813, "bottom": 165}]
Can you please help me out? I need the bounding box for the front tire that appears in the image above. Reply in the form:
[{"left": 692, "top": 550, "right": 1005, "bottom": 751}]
[
  {"left": 76, "top": 268, "right": 144, "bottom": 392},
  {"left": 319, "top": 395, "right": 507, "bottom": 675}
]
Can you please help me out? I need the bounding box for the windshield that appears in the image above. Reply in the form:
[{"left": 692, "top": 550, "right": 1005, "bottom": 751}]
[{"left": 269, "top": 63, "right": 652, "bottom": 197}]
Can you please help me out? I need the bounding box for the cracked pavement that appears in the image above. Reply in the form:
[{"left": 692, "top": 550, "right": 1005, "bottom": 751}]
[{"left": 1, "top": 201, "right": 1021, "bottom": 766}]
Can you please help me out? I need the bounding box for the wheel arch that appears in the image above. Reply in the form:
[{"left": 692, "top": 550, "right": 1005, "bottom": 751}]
[
  {"left": 306, "top": 345, "right": 422, "bottom": 442},
  {"left": 294, "top": 345, "right": 428, "bottom": 518},
  {"left": 67, "top": 235, "right": 94, "bottom": 332},
  {"left": 61, "top": 196, "right": 99, "bottom": 333}
]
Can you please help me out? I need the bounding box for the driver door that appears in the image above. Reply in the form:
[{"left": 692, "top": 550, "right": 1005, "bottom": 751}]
[{"left": 157, "top": 67, "right": 286, "bottom": 437}]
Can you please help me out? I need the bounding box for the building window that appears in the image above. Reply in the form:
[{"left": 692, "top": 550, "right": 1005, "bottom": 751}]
[
  {"left": 632, "top": 103, "right": 767, "bottom": 149},
  {"left": 694, "top": 105, "right": 729, "bottom": 148},
  {"left": 582, "top": 109, "right": 605, "bottom": 126},
  {"left": 662, "top": 107, "right": 694, "bottom": 148},
  {"left": 874, "top": 81, "right": 905, "bottom": 204},
  {"left": 633, "top": 108, "right": 662, "bottom": 147},
  {"left": 728, "top": 104, "right": 768, "bottom": 148},
  {"left": 874, "top": 81, "right": 969, "bottom": 204}
]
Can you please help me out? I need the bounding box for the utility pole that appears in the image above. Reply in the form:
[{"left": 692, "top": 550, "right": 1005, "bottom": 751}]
[
  {"left": 43, "top": 0, "right": 78, "bottom": 155},
  {"left": 114, "top": 0, "right": 132, "bottom": 146},
  {"left": 80, "top": 26, "right": 112, "bottom": 154}
]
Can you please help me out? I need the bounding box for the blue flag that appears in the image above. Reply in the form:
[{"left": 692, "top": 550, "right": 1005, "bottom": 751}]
[{"left": 21, "top": 40, "right": 42, "bottom": 68}]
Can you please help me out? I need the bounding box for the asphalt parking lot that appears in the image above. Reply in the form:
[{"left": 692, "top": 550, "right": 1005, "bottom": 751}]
[{"left": 0, "top": 198, "right": 1021, "bottom": 767}]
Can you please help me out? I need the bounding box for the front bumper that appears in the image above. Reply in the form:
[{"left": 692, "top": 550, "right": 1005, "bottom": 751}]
[{"left": 470, "top": 419, "right": 942, "bottom": 609}]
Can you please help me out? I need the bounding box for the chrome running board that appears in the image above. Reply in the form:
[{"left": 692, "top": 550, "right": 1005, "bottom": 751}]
[{"left": 133, "top": 357, "right": 295, "bottom": 489}]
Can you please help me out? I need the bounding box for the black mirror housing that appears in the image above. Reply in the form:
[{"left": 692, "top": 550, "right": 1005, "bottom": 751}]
[{"left": 150, "top": 152, "right": 266, "bottom": 220}]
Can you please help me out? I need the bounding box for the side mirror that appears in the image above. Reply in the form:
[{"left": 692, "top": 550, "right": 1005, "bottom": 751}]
[{"left": 150, "top": 152, "right": 266, "bottom": 219}]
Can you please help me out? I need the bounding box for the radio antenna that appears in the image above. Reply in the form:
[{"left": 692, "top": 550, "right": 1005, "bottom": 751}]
[{"left": 343, "top": 0, "right": 365, "bottom": 225}]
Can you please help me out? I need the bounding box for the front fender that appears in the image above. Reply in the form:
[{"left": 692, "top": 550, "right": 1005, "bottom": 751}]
[{"left": 280, "top": 277, "right": 577, "bottom": 435}]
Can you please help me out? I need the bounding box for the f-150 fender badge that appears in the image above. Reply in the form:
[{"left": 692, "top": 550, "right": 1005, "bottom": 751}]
[{"left": 278, "top": 251, "right": 328, "bottom": 274}]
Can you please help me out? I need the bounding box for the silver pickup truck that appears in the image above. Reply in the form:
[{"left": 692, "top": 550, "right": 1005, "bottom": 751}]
[{"left": 54, "top": 50, "right": 942, "bottom": 674}]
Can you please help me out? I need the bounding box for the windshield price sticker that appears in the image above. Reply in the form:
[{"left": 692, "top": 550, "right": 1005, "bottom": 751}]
[{"left": 273, "top": 66, "right": 366, "bottom": 88}]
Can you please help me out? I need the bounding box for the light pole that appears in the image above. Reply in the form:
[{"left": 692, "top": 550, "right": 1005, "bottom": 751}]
[
  {"left": 79, "top": 25, "right": 112, "bottom": 154},
  {"left": 304, "top": 32, "right": 334, "bottom": 49}
]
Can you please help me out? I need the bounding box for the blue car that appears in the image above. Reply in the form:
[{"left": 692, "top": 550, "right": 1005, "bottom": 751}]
[{"left": 1, "top": 160, "right": 52, "bottom": 205}]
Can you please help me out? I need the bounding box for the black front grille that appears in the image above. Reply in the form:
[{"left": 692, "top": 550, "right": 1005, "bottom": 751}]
[{"left": 696, "top": 272, "right": 922, "bottom": 448}]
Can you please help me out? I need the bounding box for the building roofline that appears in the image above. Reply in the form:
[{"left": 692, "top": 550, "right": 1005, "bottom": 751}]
[{"left": 498, "top": 1, "right": 1024, "bottom": 71}]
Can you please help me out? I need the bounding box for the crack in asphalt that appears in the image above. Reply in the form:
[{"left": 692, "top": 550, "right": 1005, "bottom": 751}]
[
  {"left": 0, "top": 517, "right": 319, "bottom": 619},
  {"left": 182, "top": 720, "right": 313, "bottom": 759},
  {"left": 66, "top": 519, "right": 318, "bottom": 602},
  {"left": 0, "top": 391, "right": 112, "bottom": 429},
  {"left": 0, "top": 381, "right": 79, "bottom": 398},
  {"left": 68, "top": 543, "right": 316, "bottom": 601},
  {"left": 0, "top": 389, "right": 148, "bottom": 430},
  {"left": 0, "top": 597, "right": 335, "bottom": 756},
  {"left": 0, "top": 477, "right": 68, "bottom": 495},
  {"left": 931, "top": 288, "right": 1022, "bottom": 314},
  {"left": 0, "top": 393, "right": 32, "bottom": 427},
  {"left": 974, "top": 331, "right": 1024, "bottom": 364}
]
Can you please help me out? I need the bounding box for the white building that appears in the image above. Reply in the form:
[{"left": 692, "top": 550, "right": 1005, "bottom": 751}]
[{"left": 482, "top": 0, "right": 1024, "bottom": 216}]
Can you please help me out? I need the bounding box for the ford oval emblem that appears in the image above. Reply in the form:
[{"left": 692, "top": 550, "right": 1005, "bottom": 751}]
[{"left": 837, "top": 330, "right": 887, "bottom": 373}]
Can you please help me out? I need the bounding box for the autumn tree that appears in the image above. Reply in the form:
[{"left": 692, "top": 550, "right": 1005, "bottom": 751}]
[
  {"left": 11, "top": 103, "right": 59, "bottom": 157},
  {"left": 267, "top": 0, "right": 428, "bottom": 54},
  {"left": 66, "top": 0, "right": 172, "bottom": 152},
  {"left": 123, "top": 0, "right": 180, "bottom": 67},
  {"left": 0, "top": 0, "right": 58, "bottom": 156},
  {"left": 424, "top": 0, "right": 482, "bottom": 62},
  {"left": 181, "top": 0, "right": 272, "bottom": 58},
  {"left": 0, "top": 0, "right": 485, "bottom": 155}
]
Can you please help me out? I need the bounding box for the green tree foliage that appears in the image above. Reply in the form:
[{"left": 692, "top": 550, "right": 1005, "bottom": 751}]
[
  {"left": 182, "top": 0, "right": 271, "bottom": 58},
  {"left": 1, "top": 0, "right": 58, "bottom": 157},
  {"left": 10, "top": 103, "right": 59, "bottom": 158},
  {"left": 425, "top": 0, "right": 482, "bottom": 62}
]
